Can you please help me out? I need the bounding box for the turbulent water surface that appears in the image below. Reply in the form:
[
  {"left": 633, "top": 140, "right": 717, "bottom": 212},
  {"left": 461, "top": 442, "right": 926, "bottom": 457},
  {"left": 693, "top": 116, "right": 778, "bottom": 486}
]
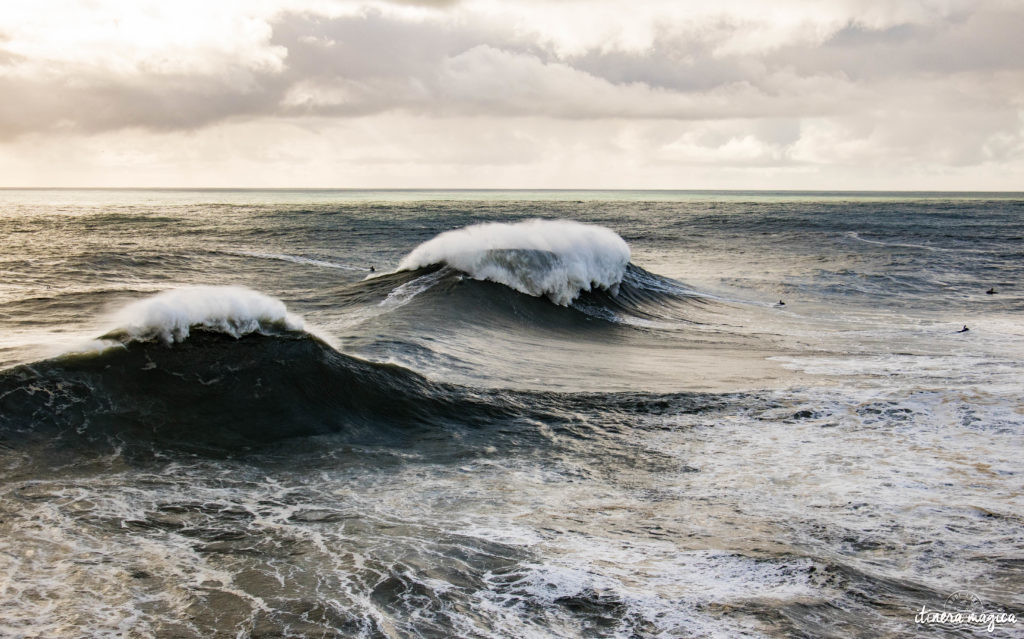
[{"left": 0, "top": 189, "right": 1022, "bottom": 638}]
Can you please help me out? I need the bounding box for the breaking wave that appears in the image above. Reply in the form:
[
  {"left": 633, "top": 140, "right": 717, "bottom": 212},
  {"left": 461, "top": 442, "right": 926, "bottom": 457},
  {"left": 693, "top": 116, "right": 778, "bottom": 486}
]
[
  {"left": 396, "top": 220, "right": 631, "bottom": 305},
  {"left": 105, "top": 285, "right": 304, "bottom": 344}
]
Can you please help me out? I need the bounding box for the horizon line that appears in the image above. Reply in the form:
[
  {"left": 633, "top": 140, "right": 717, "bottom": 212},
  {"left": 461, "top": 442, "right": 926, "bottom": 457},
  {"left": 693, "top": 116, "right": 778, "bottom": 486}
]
[{"left": 2, "top": 187, "right": 1023, "bottom": 194}]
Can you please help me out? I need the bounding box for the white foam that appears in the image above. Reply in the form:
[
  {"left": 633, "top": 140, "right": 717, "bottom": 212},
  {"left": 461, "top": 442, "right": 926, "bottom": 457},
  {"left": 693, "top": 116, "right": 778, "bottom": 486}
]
[
  {"left": 228, "top": 250, "right": 367, "bottom": 272},
  {"left": 108, "top": 286, "right": 304, "bottom": 344},
  {"left": 397, "top": 220, "right": 631, "bottom": 305},
  {"left": 846, "top": 231, "right": 989, "bottom": 254},
  {"left": 380, "top": 268, "right": 449, "bottom": 309}
]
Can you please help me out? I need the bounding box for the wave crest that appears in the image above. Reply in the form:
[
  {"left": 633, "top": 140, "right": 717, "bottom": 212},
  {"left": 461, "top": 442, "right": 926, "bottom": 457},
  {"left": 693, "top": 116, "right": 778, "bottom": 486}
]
[
  {"left": 107, "top": 286, "right": 303, "bottom": 344},
  {"left": 397, "top": 220, "right": 630, "bottom": 305}
]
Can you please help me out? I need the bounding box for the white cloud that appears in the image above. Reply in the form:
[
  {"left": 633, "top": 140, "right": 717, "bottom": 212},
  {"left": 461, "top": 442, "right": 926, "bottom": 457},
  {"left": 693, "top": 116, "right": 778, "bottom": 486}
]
[{"left": 0, "top": 1, "right": 288, "bottom": 77}]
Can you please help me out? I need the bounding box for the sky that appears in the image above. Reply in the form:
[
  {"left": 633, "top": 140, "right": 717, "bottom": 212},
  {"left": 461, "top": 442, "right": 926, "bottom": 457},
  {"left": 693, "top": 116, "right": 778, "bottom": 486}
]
[{"left": 1, "top": 0, "right": 1022, "bottom": 189}]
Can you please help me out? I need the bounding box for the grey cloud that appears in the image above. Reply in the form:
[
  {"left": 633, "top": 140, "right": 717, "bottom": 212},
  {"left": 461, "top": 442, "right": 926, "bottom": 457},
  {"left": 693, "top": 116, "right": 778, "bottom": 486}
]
[
  {"left": 566, "top": 9, "right": 1024, "bottom": 91},
  {"left": 0, "top": 11, "right": 527, "bottom": 139},
  {"left": 0, "top": 71, "right": 287, "bottom": 139},
  {"left": 269, "top": 6, "right": 1024, "bottom": 121},
  {"left": 782, "top": 10, "right": 1024, "bottom": 78},
  {"left": 268, "top": 12, "right": 853, "bottom": 120}
]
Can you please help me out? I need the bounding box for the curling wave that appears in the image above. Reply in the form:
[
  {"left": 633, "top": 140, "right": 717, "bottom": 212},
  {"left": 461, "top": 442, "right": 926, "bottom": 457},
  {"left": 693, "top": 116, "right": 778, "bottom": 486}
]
[
  {"left": 105, "top": 285, "right": 304, "bottom": 344},
  {"left": 397, "top": 220, "right": 631, "bottom": 305}
]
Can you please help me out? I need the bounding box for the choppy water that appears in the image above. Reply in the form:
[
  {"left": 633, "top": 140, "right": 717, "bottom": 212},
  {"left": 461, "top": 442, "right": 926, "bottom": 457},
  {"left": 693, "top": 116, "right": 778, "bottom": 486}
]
[{"left": 1, "top": 189, "right": 1022, "bottom": 638}]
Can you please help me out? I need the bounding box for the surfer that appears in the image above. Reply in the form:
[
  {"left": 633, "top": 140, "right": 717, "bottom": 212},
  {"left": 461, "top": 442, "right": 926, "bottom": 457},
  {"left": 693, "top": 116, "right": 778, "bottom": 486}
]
[
  {"left": 986, "top": 287, "right": 996, "bottom": 294},
  {"left": 777, "top": 300, "right": 785, "bottom": 306},
  {"left": 958, "top": 325, "right": 969, "bottom": 333},
  {"left": 369, "top": 265, "right": 375, "bottom": 272}
]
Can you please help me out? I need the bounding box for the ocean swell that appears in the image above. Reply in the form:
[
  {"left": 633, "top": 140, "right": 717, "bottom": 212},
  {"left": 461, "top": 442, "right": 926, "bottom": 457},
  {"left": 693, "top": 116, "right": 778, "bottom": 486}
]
[
  {"left": 0, "top": 286, "right": 515, "bottom": 450},
  {"left": 397, "top": 220, "right": 631, "bottom": 305},
  {"left": 0, "top": 283, "right": 727, "bottom": 454},
  {"left": 0, "top": 329, "right": 479, "bottom": 451}
]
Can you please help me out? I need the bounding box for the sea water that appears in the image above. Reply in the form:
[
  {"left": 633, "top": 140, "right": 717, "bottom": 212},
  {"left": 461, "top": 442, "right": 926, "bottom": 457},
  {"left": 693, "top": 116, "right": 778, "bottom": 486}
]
[{"left": 0, "top": 190, "right": 1021, "bottom": 637}]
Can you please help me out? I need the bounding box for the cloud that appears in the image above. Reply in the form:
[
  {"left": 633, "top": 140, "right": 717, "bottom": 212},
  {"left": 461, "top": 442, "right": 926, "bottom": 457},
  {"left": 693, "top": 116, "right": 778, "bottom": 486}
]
[
  {"left": 4, "top": 113, "right": 1021, "bottom": 189},
  {"left": 0, "top": 3, "right": 1019, "bottom": 130},
  {"left": 0, "top": 0, "right": 1022, "bottom": 187}
]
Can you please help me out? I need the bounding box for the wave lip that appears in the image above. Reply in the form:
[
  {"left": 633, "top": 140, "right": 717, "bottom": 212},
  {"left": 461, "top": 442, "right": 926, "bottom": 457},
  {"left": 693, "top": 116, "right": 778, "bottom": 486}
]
[
  {"left": 107, "top": 286, "right": 303, "bottom": 344},
  {"left": 397, "top": 220, "right": 631, "bottom": 305}
]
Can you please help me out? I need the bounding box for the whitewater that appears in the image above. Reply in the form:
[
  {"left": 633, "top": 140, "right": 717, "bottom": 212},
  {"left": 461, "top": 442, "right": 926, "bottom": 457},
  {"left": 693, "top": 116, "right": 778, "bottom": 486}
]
[
  {"left": 396, "top": 219, "right": 631, "bottom": 305},
  {"left": 0, "top": 189, "right": 1022, "bottom": 638}
]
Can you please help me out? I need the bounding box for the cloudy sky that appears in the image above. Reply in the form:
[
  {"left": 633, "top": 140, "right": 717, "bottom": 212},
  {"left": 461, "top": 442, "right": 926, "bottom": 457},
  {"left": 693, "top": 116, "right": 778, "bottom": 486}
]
[{"left": 1, "top": 0, "right": 1022, "bottom": 189}]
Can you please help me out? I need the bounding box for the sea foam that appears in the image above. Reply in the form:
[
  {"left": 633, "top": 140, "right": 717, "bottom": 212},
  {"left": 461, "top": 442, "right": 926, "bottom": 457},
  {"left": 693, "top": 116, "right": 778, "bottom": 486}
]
[
  {"left": 108, "top": 286, "right": 303, "bottom": 344},
  {"left": 397, "top": 219, "right": 631, "bottom": 305}
]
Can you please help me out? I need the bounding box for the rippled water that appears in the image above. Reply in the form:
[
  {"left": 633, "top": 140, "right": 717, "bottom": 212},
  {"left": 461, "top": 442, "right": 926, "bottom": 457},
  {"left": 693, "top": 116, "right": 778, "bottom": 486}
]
[{"left": 1, "top": 189, "right": 1022, "bottom": 638}]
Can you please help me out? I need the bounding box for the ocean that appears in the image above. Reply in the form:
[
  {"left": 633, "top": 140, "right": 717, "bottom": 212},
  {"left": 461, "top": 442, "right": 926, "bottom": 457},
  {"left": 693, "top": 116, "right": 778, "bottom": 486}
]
[{"left": 0, "top": 189, "right": 1021, "bottom": 638}]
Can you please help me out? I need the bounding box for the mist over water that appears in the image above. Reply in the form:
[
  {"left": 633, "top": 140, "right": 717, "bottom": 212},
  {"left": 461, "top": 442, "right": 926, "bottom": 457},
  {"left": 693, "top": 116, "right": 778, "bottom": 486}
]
[{"left": 1, "top": 190, "right": 1022, "bottom": 638}]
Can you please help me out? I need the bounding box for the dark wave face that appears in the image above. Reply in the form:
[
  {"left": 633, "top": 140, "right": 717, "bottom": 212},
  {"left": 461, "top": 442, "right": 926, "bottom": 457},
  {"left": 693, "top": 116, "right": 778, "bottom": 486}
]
[
  {"left": 0, "top": 327, "right": 726, "bottom": 459},
  {"left": 0, "top": 331, "right": 457, "bottom": 452},
  {"left": 351, "top": 261, "right": 707, "bottom": 326},
  {"left": 321, "top": 257, "right": 760, "bottom": 396},
  {"left": 1, "top": 192, "right": 1022, "bottom": 638},
  {"left": 574, "top": 263, "right": 710, "bottom": 323}
]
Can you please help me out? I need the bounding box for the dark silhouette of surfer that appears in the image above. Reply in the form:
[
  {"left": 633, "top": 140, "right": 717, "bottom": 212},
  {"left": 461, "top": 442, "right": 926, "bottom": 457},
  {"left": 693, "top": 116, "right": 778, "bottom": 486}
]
[
  {"left": 777, "top": 300, "right": 785, "bottom": 306},
  {"left": 986, "top": 288, "right": 996, "bottom": 294},
  {"left": 369, "top": 265, "right": 375, "bottom": 272},
  {"left": 958, "top": 325, "right": 969, "bottom": 333}
]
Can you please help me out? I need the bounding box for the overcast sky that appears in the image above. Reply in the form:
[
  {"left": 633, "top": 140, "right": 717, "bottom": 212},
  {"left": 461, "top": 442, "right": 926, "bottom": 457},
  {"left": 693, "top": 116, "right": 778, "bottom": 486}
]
[{"left": 1, "top": 0, "right": 1022, "bottom": 189}]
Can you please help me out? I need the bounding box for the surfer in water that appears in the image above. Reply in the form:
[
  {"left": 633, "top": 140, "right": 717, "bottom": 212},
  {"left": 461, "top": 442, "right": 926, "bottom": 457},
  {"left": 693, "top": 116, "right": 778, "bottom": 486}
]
[
  {"left": 958, "top": 325, "right": 969, "bottom": 333},
  {"left": 986, "top": 287, "right": 996, "bottom": 294}
]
